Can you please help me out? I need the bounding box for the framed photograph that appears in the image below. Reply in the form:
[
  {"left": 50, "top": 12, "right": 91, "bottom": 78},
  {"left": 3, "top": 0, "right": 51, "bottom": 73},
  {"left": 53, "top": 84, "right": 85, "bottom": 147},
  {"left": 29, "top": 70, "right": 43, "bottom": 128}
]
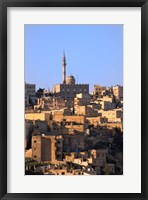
[{"left": 0, "top": 0, "right": 147, "bottom": 199}]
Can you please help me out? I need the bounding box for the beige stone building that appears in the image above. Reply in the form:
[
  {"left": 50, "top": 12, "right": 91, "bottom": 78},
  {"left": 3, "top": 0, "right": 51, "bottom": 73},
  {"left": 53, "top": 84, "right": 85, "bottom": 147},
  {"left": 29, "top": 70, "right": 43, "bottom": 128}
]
[
  {"left": 52, "top": 110, "right": 63, "bottom": 122},
  {"left": 93, "top": 85, "right": 106, "bottom": 97},
  {"left": 86, "top": 116, "right": 108, "bottom": 127},
  {"left": 74, "top": 93, "right": 91, "bottom": 113},
  {"left": 112, "top": 85, "right": 123, "bottom": 100},
  {"left": 52, "top": 109, "right": 71, "bottom": 122},
  {"left": 74, "top": 93, "right": 91, "bottom": 106},
  {"left": 25, "top": 112, "right": 51, "bottom": 121},
  {"left": 32, "top": 135, "right": 63, "bottom": 162},
  {"left": 36, "top": 96, "right": 66, "bottom": 110},
  {"left": 48, "top": 115, "right": 86, "bottom": 135},
  {"left": 53, "top": 81, "right": 89, "bottom": 100},
  {"left": 62, "top": 115, "right": 86, "bottom": 125},
  {"left": 64, "top": 148, "right": 108, "bottom": 173},
  {"left": 99, "top": 109, "right": 123, "bottom": 123},
  {"left": 76, "top": 105, "right": 98, "bottom": 117},
  {"left": 61, "top": 115, "right": 86, "bottom": 134}
]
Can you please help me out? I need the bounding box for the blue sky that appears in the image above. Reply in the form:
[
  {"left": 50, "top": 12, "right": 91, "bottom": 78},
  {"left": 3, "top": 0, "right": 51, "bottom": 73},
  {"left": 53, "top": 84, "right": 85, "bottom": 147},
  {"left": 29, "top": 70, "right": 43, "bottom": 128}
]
[{"left": 25, "top": 24, "right": 123, "bottom": 93}]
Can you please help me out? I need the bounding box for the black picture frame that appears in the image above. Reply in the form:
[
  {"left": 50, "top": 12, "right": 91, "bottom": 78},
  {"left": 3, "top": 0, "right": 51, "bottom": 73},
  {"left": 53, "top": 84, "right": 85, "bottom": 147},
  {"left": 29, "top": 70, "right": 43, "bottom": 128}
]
[{"left": 0, "top": 0, "right": 147, "bottom": 199}]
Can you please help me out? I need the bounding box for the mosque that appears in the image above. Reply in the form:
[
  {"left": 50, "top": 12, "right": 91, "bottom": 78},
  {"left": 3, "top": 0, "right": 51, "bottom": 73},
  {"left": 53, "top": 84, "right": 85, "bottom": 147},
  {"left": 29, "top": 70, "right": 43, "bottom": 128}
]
[{"left": 52, "top": 52, "right": 89, "bottom": 100}]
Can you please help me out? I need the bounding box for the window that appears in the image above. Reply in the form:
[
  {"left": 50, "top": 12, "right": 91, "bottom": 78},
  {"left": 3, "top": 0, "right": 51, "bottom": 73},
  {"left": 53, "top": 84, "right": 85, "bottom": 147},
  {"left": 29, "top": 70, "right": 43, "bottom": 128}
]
[{"left": 34, "top": 140, "right": 36, "bottom": 143}]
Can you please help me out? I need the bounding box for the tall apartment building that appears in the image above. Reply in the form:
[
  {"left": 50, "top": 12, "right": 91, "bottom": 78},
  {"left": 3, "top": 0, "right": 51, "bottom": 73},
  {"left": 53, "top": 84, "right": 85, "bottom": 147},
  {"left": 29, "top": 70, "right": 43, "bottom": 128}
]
[{"left": 32, "top": 135, "right": 63, "bottom": 162}]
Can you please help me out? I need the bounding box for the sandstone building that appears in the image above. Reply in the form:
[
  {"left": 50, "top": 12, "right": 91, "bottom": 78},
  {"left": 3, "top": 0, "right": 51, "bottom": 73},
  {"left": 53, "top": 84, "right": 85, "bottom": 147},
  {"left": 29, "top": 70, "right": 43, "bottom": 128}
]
[
  {"left": 32, "top": 135, "right": 63, "bottom": 162},
  {"left": 112, "top": 85, "right": 123, "bottom": 100}
]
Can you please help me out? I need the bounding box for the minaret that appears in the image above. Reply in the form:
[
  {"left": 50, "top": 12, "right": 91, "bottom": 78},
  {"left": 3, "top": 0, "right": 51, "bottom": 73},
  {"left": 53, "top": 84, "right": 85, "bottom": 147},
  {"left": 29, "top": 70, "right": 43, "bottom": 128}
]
[{"left": 62, "top": 51, "right": 66, "bottom": 84}]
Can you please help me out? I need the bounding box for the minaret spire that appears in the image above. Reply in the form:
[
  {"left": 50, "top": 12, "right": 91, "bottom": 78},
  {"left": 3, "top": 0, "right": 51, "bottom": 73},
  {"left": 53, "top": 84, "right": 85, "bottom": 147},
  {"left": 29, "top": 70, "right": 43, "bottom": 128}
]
[{"left": 62, "top": 50, "right": 66, "bottom": 84}]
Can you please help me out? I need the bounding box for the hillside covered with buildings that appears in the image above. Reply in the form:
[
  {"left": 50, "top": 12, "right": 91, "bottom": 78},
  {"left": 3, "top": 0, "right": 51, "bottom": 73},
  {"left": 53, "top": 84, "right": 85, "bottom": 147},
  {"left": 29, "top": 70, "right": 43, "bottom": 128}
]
[{"left": 25, "top": 53, "right": 123, "bottom": 175}]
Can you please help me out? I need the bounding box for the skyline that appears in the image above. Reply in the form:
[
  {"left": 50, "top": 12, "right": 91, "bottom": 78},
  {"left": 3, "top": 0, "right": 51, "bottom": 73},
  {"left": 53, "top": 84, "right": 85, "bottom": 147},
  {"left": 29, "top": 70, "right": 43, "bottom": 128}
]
[{"left": 25, "top": 24, "right": 123, "bottom": 92}]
